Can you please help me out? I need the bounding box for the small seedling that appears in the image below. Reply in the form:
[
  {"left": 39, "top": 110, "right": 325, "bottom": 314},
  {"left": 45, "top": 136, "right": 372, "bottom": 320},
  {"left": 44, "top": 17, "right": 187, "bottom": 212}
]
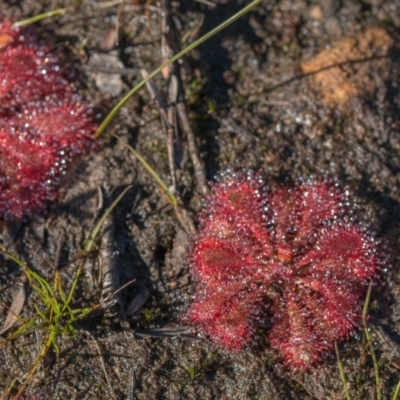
[
  {"left": 0, "top": 244, "right": 92, "bottom": 398},
  {"left": 0, "top": 185, "right": 131, "bottom": 398},
  {"left": 142, "top": 308, "right": 156, "bottom": 324},
  {"left": 186, "top": 364, "right": 197, "bottom": 380}
]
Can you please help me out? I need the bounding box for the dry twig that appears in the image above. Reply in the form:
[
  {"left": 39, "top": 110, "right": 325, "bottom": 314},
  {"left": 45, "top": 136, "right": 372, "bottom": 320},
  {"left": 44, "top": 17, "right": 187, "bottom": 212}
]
[
  {"left": 0, "top": 283, "right": 26, "bottom": 336},
  {"left": 86, "top": 331, "right": 117, "bottom": 400},
  {"left": 161, "top": 0, "right": 209, "bottom": 195},
  {"left": 99, "top": 187, "right": 131, "bottom": 333}
]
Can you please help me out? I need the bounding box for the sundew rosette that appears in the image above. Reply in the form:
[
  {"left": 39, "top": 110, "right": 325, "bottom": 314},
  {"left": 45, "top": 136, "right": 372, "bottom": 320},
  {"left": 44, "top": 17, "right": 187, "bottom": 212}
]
[
  {"left": 0, "top": 21, "right": 96, "bottom": 220},
  {"left": 185, "top": 172, "right": 384, "bottom": 372}
]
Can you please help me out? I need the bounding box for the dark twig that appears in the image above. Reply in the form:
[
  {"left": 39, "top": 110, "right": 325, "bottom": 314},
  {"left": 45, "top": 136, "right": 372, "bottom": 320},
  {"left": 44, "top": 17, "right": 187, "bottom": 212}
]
[
  {"left": 166, "top": 75, "right": 179, "bottom": 193},
  {"left": 141, "top": 69, "right": 197, "bottom": 234},
  {"left": 162, "top": 0, "right": 209, "bottom": 196},
  {"left": 127, "top": 367, "right": 135, "bottom": 400},
  {"left": 136, "top": 1, "right": 206, "bottom": 238},
  {"left": 115, "top": 0, "right": 125, "bottom": 46},
  {"left": 99, "top": 187, "right": 130, "bottom": 332},
  {"left": 85, "top": 331, "right": 117, "bottom": 400},
  {"left": 176, "top": 101, "right": 208, "bottom": 195},
  {"left": 134, "top": 326, "right": 194, "bottom": 338},
  {"left": 141, "top": 68, "right": 177, "bottom": 192}
]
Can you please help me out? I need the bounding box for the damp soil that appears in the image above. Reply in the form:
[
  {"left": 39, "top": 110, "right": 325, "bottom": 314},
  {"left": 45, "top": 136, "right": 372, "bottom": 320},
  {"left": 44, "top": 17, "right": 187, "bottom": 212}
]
[{"left": 1, "top": 0, "right": 400, "bottom": 399}]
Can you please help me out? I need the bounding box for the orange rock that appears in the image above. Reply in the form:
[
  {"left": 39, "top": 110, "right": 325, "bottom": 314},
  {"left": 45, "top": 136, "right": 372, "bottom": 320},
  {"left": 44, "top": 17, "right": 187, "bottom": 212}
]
[{"left": 301, "top": 28, "right": 393, "bottom": 109}]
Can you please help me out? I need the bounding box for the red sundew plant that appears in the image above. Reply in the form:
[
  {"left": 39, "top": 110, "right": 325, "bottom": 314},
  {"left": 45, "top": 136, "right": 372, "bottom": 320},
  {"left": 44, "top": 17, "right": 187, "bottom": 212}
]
[
  {"left": 186, "top": 172, "right": 383, "bottom": 372},
  {"left": 0, "top": 21, "right": 96, "bottom": 220}
]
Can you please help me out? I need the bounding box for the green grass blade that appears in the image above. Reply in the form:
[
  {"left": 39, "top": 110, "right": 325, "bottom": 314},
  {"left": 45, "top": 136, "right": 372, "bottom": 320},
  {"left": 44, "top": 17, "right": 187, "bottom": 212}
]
[
  {"left": 335, "top": 342, "right": 351, "bottom": 400},
  {"left": 111, "top": 133, "right": 178, "bottom": 206},
  {"left": 392, "top": 379, "right": 400, "bottom": 400},
  {"left": 72, "top": 307, "right": 92, "bottom": 316},
  {"left": 55, "top": 271, "right": 74, "bottom": 317},
  {"left": 0, "top": 319, "right": 37, "bottom": 345},
  {"left": 30, "top": 283, "right": 47, "bottom": 298},
  {"left": 33, "top": 304, "right": 49, "bottom": 323},
  {"left": 62, "top": 261, "right": 84, "bottom": 313},
  {"left": 94, "top": 0, "right": 262, "bottom": 138},
  {"left": 30, "top": 270, "right": 53, "bottom": 297},
  {"left": 363, "top": 282, "right": 381, "bottom": 400},
  {"left": 13, "top": 8, "right": 67, "bottom": 28},
  {"left": 50, "top": 331, "right": 60, "bottom": 354},
  {"left": 55, "top": 271, "right": 68, "bottom": 304},
  {"left": 0, "top": 244, "right": 26, "bottom": 269},
  {"left": 0, "top": 245, "right": 51, "bottom": 297},
  {"left": 84, "top": 185, "right": 132, "bottom": 253},
  {"left": 51, "top": 296, "right": 61, "bottom": 318}
]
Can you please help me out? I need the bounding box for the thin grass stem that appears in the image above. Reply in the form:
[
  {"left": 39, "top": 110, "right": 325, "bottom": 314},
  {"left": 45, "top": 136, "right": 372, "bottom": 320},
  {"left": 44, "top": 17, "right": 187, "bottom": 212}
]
[
  {"left": 392, "top": 379, "right": 400, "bottom": 400},
  {"left": 94, "top": 0, "right": 262, "bottom": 138},
  {"left": 111, "top": 133, "right": 178, "bottom": 206},
  {"left": 335, "top": 342, "right": 351, "bottom": 400},
  {"left": 13, "top": 8, "right": 68, "bottom": 28},
  {"left": 62, "top": 261, "right": 85, "bottom": 312},
  {"left": 362, "top": 282, "right": 381, "bottom": 400},
  {"left": 14, "top": 334, "right": 53, "bottom": 398},
  {"left": 1, "top": 378, "right": 18, "bottom": 400},
  {"left": 0, "top": 244, "right": 25, "bottom": 269},
  {"left": 84, "top": 185, "right": 132, "bottom": 253}
]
